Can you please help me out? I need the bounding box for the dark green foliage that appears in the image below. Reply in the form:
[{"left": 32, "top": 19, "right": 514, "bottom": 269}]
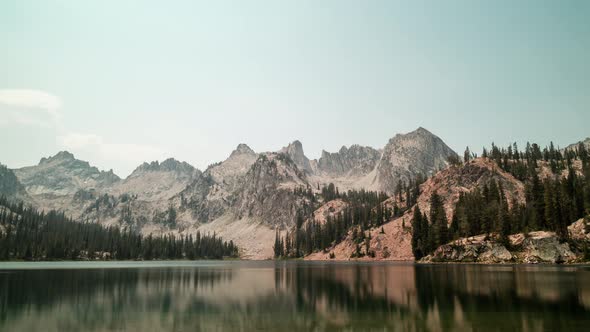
[
  {"left": 278, "top": 184, "right": 399, "bottom": 258},
  {"left": 0, "top": 197, "right": 238, "bottom": 261},
  {"left": 411, "top": 206, "right": 426, "bottom": 260}
]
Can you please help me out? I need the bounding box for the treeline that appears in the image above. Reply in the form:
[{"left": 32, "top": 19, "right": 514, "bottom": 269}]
[
  {"left": 274, "top": 185, "right": 397, "bottom": 258},
  {"left": 465, "top": 141, "right": 588, "bottom": 181},
  {"left": 413, "top": 141, "right": 590, "bottom": 260},
  {"left": 0, "top": 197, "right": 238, "bottom": 260}
]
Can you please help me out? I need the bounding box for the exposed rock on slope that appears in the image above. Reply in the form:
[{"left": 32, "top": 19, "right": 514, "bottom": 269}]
[
  {"left": 311, "top": 199, "right": 349, "bottom": 225},
  {"left": 207, "top": 144, "right": 258, "bottom": 190},
  {"left": 305, "top": 157, "right": 527, "bottom": 261},
  {"left": 415, "top": 158, "right": 525, "bottom": 222},
  {"left": 306, "top": 214, "right": 414, "bottom": 261},
  {"left": 305, "top": 128, "right": 456, "bottom": 194},
  {"left": 568, "top": 218, "right": 590, "bottom": 242},
  {"left": 374, "top": 127, "right": 457, "bottom": 194},
  {"left": 13, "top": 151, "right": 120, "bottom": 215},
  {"left": 231, "top": 153, "right": 311, "bottom": 229},
  {"left": 280, "top": 140, "right": 313, "bottom": 174},
  {"left": 176, "top": 144, "right": 259, "bottom": 223},
  {"left": 113, "top": 158, "right": 199, "bottom": 203},
  {"left": 315, "top": 145, "right": 381, "bottom": 177},
  {"left": 14, "top": 151, "right": 120, "bottom": 196},
  {"left": 0, "top": 164, "right": 31, "bottom": 203}
]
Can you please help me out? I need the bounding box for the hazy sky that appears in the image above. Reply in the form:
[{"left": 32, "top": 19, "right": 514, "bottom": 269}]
[{"left": 1, "top": 1, "right": 589, "bottom": 177}]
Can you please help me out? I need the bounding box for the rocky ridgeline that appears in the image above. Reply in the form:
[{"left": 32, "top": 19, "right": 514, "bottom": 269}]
[
  {"left": 315, "top": 145, "right": 381, "bottom": 177},
  {"left": 14, "top": 151, "right": 120, "bottom": 197}
]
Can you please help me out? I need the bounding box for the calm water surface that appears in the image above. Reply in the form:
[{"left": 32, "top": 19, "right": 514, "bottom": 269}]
[{"left": 0, "top": 261, "right": 589, "bottom": 331}]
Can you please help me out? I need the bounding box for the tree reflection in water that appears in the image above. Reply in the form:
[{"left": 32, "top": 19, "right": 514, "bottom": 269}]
[{"left": 0, "top": 262, "right": 589, "bottom": 331}]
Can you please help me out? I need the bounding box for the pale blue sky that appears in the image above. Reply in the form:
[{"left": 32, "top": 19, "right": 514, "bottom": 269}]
[{"left": 1, "top": 0, "right": 589, "bottom": 176}]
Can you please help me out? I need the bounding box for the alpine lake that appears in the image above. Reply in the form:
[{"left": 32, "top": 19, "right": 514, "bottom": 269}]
[{"left": 1, "top": 261, "right": 589, "bottom": 331}]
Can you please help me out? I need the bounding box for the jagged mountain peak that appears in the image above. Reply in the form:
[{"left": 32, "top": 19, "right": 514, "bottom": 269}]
[
  {"left": 39, "top": 150, "right": 76, "bottom": 165},
  {"left": 279, "top": 140, "right": 312, "bottom": 173},
  {"left": 230, "top": 143, "right": 256, "bottom": 157},
  {"left": 280, "top": 140, "right": 304, "bottom": 155},
  {"left": 316, "top": 144, "right": 381, "bottom": 177},
  {"left": 375, "top": 127, "right": 457, "bottom": 194},
  {"left": 391, "top": 126, "right": 437, "bottom": 141},
  {"left": 13, "top": 151, "right": 121, "bottom": 213},
  {"left": 130, "top": 158, "right": 196, "bottom": 176}
]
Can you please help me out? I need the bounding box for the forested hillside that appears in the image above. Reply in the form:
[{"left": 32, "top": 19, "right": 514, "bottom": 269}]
[
  {"left": 0, "top": 197, "right": 238, "bottom": 261},
  {"left": 412, "top": 141, "right": 590, "bottom": 260}
]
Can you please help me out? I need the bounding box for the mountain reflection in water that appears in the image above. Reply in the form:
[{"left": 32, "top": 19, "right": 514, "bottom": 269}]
[{"left": 0, "top": 261, "right": 589, "bottom": 331}]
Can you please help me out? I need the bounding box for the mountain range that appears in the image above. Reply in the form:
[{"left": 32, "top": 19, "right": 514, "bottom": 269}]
[
  {"left": 1, "top": 128, "right": 587, "bottom": 259},
  {"left": 0, "top": 127, "right": 457, "bottom": 258}
]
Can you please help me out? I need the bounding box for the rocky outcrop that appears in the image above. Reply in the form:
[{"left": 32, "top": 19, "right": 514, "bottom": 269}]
[
  {"left": 310, "top": 199, "right": 349, "bottom": 226},
  {"left": 416, "top": 158, "right": 526, "bottom": 222},
  {"left": 422, "top": 231, "right": 577, "bottom": 264},
  {"left": 568, "top": 218, "right": 590, "bottom": 242}
]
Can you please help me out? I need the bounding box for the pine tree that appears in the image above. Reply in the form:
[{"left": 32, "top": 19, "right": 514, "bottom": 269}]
[
  {"left": 411, "top": 207, "right": 424, "bottom": 260},
  {"left": 464, "top": 146, "right": 472, "bottom": 163}
]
